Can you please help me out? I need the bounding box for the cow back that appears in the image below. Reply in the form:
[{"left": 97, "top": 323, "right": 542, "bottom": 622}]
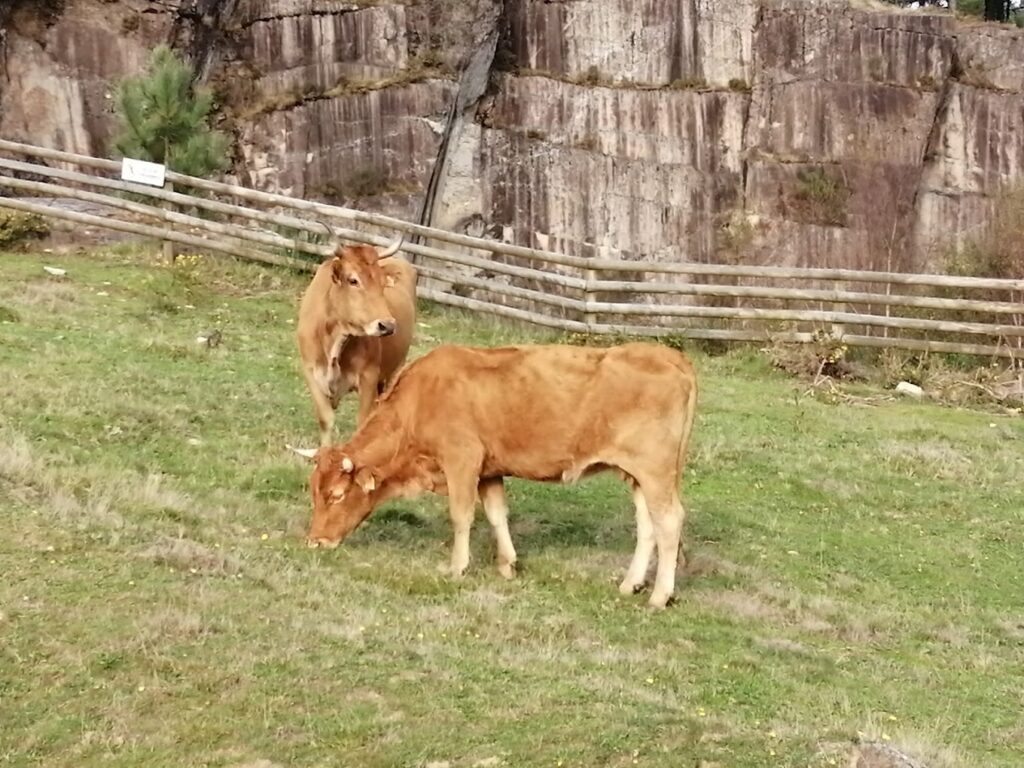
[{"left": 379, "top": 343, "right": 695, "bottom": 485}]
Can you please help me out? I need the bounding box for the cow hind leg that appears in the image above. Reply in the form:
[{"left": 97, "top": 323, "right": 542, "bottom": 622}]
[
  {"left": 480, "top": 478, "right": 517, "bottom": 579},
  {"left": 644, "top": 486, "right": 686, "bottom": 609},
  {"left": 620, "top": 482, "right": 655, "bottom": 595}
]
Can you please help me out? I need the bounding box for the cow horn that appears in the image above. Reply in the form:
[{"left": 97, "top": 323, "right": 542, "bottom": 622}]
[
  {"left": 341, "top": 456, "right": 354, "bottom": 473},
  {"left": 286, "top": 444, "right": 318, "bottom": 460},
  {"left": 377, "top": 236, "right": 404, "bottom": 259},
  {"left": 315, "top": 219, "right": 335, "bottom": 239}
]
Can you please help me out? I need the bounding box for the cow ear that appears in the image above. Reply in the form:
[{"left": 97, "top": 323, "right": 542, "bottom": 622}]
[
  {"left": 331, "top": 258, "right": 345, "bottom": 285},
  {"left": 354, "top": 467, "right": 377, "bottom": 493}
]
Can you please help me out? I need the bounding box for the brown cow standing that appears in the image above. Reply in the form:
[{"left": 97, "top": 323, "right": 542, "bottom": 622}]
[
  {"left": 296, "top": 238, "right": 417, "bottom": 445},
  {"left": 293, "top": 342, "right": 698, "bottom": 608}
]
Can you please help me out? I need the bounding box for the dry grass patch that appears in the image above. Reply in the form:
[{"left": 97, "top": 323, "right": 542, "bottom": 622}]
[
  {"left": 0, "top": 432, "right": 37, "bottom": 481},
  {"left": 829, "top": 571, "right": 862, "bottom": 591},
  {"left": 131, "top": 474, "right": 194, "bottom": 513},
  {"left": 925, "top": 626, "right": 970, "bottom": 651},
  {"left": 699, "top": 581, "right": 908, "bottom": 648},
  {"left": 0, "top": 429, "right": 199, "bottom": 534},
  {"left": 571, "top": 669, "right": 691, "bottom": 710},
  {"left": 138, "top": 536, "right": 242, "bottom": 575},
  {"left": 300, "top": 617, "right": 372, "bottom": 643},
  {"left": 853, "top": 720, "right": 969, "bottom": 768},
  {"left": 755, "top": 635, "right": 815, "bottom": 656},
  {"left": 833, "top": 616, "right": 890, "bottom": 646},
  {"left": 15, "top": 279, "right": 79, "bottom": 309},
  {"left": 882, "top": 441, "right": 974, "bottom": 481},
  {"left": 683, "top": 551, "right": 744, "bottom": 579},
  {"left": 812, "top": 474, "right": 867, "bottom": 502},
  {"left": 703, "top": 588, "right": 787, "bottom": 624},
  {"left": 925, "top": 366, "right": 1024, "bottom": 410},
  {"left": 994, "top": 617, "right": 1024, "bottom": 642},
  {"left": 585, "top": 639, "right": 697, "bottom": 665},
  {"left": 700, "top": 582, "right": 842, "bottom": 633},
  {"left": 462, "top": 586, "right": 513, "bottom": 611},
  {"left": 135, "top": 607, "right": 213, "bottom": 645},
  {"left": 0, "top": 435, "right": 124, "bottom": 528}
]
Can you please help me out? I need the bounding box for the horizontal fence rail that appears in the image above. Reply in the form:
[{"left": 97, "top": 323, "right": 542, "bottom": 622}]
[{"left": 2, "top": 138, "right": 1023, "bottom": 359}]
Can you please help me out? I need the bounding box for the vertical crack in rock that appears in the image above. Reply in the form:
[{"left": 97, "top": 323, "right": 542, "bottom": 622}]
[
  {"left": 169, "top": 0, "right": 241, "bottom": 81},
  {"left": 0, "top": 16, "right": 10, "bottom": 92},
  {"left": 669, "top": 0, "right": 699, "bottom": 83},
  {"left": 163, "top": 0, "right": 244, "bottom": 169},
  {"left": 911, "top": 34, "right": 961, "bottom": 252},
  {"left": 414, "top": 98, "right": 459, "bottom": 239},
  {"left": 414, "top": 2, "right": 502, "bottom": 239},
  {"left": 690, "top": 0, "right": 703, "bottom": 84},
  {"left": 738, "top": 0, "right": 767, "bottom": 218}
]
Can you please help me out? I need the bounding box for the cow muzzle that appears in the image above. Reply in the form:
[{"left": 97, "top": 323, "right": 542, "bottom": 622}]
[
  {"left": 366, "top": 318, "right": 397, "bottom": 337},
  {"left": 306, "top": 537, "right": 342, "bottom": 550}
]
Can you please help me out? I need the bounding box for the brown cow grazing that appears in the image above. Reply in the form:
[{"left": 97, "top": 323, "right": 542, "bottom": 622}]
[
  {"left": 296, "top": 238, "right": 417, "bottom": 445},
  {"left": 292, "top": 342, "right": 698, "bottom": 608}
]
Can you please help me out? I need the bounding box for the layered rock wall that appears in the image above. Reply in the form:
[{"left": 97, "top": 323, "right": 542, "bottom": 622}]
[
  {"left": 0, "top": 0, "right": 174, "bottom": 156},
  {"left": 1, "top": 0, "right": 1023, "bottom": 272}
]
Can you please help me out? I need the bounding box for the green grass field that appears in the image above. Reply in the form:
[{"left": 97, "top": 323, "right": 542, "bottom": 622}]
[{"left": 1, "top": 246, "right": 1022, "bottom": 768}]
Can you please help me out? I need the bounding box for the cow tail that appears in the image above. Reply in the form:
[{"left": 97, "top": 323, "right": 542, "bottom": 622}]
[{"left": 676, "top": 374, "right": 698, "bottom": 476}]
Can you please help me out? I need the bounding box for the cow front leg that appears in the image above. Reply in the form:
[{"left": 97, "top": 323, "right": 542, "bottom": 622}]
[
  {"left": 441, "top": 452, "right": 485, "bottom": 578},
  {"left": 446, "top": 488, "right": 477, "bottom": 578},
  {"left": 620, "top": 483, "right": 655, "bottom": 595},
  {"left": 480, "top": 478, "right": 517, "bottom": 579},
  {"left": 301, "top": 366, "right": 336, "bottom": 447},
  {"left": 355, "top": 365, "right": 382, "bottom": 426},
  {"left": 440, "top": 459, "right": 484, "bottom": 578}
]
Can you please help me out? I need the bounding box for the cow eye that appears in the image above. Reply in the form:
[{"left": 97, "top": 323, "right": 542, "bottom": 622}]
[{"left": 347, "top": 276, "right": 360, "bottom": 287}]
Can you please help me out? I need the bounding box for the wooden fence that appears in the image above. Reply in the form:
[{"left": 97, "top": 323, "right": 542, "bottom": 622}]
[{"left": 2, "top": 138, "right": 1023, "bottom": 358}]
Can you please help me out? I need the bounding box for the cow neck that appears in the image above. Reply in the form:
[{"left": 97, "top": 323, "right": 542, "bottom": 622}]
[
  {"left": 323, "top": 318, "right": 350, "bottom": 364},
  {"left": 347, "top": 406, "right": 405, "bottom": 477},
  {"left": 349, "top": 367, "right": 426, "bottom": 504}
]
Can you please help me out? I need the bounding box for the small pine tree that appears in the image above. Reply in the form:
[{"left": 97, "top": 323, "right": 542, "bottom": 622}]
[{"left": 114, "top": 45, "right": 229, "bottom": 178}]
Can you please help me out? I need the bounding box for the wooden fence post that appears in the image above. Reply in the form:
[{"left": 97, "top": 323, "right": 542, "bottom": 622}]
[
  {"left": 584, "top": 266, "right": 598, "bottom": 332},
  {"left": 831, "top": 280, "right": 846, "bottom": 340},
  {"left": 1015, "top": 289, "right": 1023, "bottom": 357},
  {"left": 163, "top": 180, "right": 176, "bottom": 264}
]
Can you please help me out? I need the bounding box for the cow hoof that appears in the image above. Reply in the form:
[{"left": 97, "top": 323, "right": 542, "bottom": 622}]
[
  {"left": 647, "top": 592, "right": 675, "bottom": 610},
  {"left": 442, "top": 562, "right": 468, "bottom": 578},
  {"left": 307, "top": 538, "right": 341, "bottom": 550},
  {"left": 618, "top": 579, "right": 646, "bottom": 595},
  {"left": 498, "top": 561, "right": 517, "bottom": 580}
]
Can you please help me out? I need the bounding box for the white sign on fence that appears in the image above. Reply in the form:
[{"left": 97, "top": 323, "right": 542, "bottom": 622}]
[{"left": 120, "top": 157, "right": 166, "bottom": 188}]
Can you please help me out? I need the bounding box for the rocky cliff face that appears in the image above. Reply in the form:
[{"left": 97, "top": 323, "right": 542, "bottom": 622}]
[
  {"left": 2, "top": 0, "right": 1023, "bottom": 273},
  {"left": 0, "top": 0, "right": 172, "bottom": 155}
]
